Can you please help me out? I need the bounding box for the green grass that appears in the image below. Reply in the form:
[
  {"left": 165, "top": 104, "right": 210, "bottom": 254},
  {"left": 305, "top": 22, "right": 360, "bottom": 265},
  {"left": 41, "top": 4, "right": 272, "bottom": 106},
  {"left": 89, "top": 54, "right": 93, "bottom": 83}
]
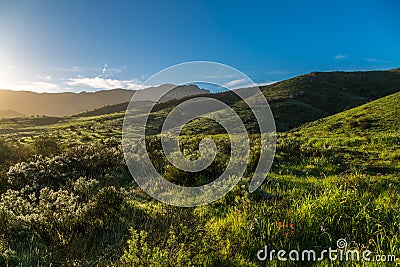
[
  {"left": 0, "top": 70, "right": 399, "bottom": 266},
  {"left": 292, "top": 91, "right": 400, "bottom": 137}
]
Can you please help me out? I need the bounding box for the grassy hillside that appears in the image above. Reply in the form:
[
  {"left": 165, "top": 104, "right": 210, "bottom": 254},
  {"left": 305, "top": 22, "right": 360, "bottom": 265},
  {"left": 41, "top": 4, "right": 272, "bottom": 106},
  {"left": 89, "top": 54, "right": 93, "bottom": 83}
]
[
  {"left": 151, "top": 69, "right": 400, "bottom": 133},
  {"left": 0, "top": 69, "right": 399, "bottom": 143},
  {"left": 0, "top": 70, "right": 399, "bottom": 266},
  {"left": 257, "top": 68, "right": 400, "bottom": 130},
  {"left": 292, "top": 91, "right": 400, "bottom": 137},
  {"left": 67, "top": 69, "right": 400, "bottom": 132},
  {"left": 282, "top": 92, "right": 400, "bottom": 178},
  {"left": 75, "top": 101, "right": 152, "bottom": 117}
]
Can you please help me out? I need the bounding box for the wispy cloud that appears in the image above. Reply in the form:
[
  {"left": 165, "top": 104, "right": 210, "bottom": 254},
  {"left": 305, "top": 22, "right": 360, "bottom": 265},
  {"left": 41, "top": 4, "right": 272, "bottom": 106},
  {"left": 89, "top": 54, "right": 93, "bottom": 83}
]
[
  {"left": 54, "top": 65, "right": 123, "bottom": 76},
  {"left": 0, "top": 81, "right": 60, "bottom": 93},
  {"left": 54, "top": 66, "right": 85, "bottom": 72},
  {"left": 364, "top": 58, "right": 391, "bottom": 64},
  {"left": 267, "top": 70, "right": 294, "bottom": 75},
  {"left": 335, "top": 54, "right": 347, "bottom": 59},
  {"left": 202, "top": 74, "right": 235, "bottom": 79},
  {"left": 66, "top": 77, "right": 143, "bottom": 90},
  {"left": 222, "top": 78, "right": 248, "bottom": 88},
  {"left": 36, "top": 75, "right": 52, "bottom": 81}
]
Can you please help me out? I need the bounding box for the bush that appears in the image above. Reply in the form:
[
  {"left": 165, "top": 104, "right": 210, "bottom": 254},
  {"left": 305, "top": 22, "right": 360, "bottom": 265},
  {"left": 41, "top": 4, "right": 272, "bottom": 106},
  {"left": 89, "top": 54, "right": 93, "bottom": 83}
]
[{"left": 33, "top": 136, "right": 61, "bottom": 157}]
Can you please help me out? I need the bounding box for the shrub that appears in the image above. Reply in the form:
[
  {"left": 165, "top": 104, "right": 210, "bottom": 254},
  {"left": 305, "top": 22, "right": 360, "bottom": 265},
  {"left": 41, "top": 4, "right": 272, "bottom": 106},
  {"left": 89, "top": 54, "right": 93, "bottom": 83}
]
[{"left": 32, "top": 136, "right": 61, "bottom": 157}]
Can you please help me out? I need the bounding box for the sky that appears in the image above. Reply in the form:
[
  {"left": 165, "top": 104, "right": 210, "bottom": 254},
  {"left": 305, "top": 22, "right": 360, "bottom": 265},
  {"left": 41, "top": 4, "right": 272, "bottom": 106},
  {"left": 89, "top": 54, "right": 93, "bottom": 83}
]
[{"left": 0, "top": 0, "right": 399, "bottom": 93}]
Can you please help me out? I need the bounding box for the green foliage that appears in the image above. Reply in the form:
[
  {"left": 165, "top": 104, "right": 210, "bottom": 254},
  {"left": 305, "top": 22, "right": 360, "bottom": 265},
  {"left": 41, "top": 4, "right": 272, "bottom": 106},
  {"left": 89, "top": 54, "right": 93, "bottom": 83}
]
[
  {"left": 33, "top": 135, "right": 61, "bottom": 156},
  {"left": 0, "top": 143, "right": 131, "bottom": 265},
  {"left": 0, "top": 139, "right": 33, "bottom": 192},
  {"left": 121, "top": 229, "right": 169, "bottom": 266},
  {"left": 0, "top": 71, "right": 399, "bottom": 265},
  {"left": 145, "top": 135, "right": 231, "bottom": 186},
  {"left": 293, "top": 91, "right": 400, "bottom": 137}
]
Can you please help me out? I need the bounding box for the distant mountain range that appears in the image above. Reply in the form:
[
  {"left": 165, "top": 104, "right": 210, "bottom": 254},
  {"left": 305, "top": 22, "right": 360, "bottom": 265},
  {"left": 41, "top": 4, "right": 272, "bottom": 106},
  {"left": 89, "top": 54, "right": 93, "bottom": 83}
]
[{"left": 0, "top": 84, "right": 209, "bottom": 117}]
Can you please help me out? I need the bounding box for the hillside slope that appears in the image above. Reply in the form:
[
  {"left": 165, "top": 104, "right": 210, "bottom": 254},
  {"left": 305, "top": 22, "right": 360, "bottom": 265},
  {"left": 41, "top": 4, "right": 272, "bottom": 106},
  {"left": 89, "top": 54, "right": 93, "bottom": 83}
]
[
  {"left": 0, "top": 110, "right": 27, "bottom": 118},
  {"left": 74, "top": 69, "right": 400, "bottom": 132},
  {"left": 291, "top": 91, "right": 400, "bottom": 137},
  {"left": 258, "top": 68, "right": 400, "bottom": 130}
]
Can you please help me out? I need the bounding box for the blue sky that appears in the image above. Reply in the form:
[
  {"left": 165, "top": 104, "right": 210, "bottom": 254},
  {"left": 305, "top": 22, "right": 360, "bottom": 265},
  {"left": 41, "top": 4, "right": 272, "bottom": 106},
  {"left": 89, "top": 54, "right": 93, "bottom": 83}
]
[{"left": 0, "top": 0, "right": 399, "bottom": 92}]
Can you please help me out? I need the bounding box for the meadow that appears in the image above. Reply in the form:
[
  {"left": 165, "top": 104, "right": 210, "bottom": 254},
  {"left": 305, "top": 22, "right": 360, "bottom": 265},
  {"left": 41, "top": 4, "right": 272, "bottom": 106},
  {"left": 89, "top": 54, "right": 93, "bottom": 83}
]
[{"left": 0, "top": 74, "right": 399, "bottom": 266}]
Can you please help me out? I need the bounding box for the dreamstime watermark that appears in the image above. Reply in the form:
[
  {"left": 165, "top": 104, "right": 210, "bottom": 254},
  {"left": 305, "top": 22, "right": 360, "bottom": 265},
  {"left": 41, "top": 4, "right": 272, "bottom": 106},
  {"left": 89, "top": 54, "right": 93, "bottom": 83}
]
[
  {"left": 257, "top": 238, "right": 397, "bottom": 263},
  {"left": 122, "top": 61, "right": 276, "bottom": 207}
]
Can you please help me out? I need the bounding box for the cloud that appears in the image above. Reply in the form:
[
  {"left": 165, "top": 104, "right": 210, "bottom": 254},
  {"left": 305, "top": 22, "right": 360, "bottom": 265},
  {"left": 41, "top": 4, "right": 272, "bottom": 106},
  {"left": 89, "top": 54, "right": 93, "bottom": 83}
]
[
  {"left": 222, "top": 78, "right": 248, "bottom": 88},
  {"left": 98, "top": 63, "right": 108, "bottom": 78},
  {"left": 0, "top": 81, "right": 60, "bottom": 93},
  {"left": 257, "top": 81, "right": 278, "bottom": 86},
  {"left": 36, "top": 75, "right": 52, "bottom": 81},
  {"left": 267, "top": 70, "right": 294, "bottom": 75},
  {"left": 203, "top": 75, "right": 220, "bottom": 79},
  {"left": 335, "top": 55, "right": 347, "bottom": 59},
  {"left": 364, "top": 58, "right": 391, "bottom": 64},
  {"left": 54, "top": 65, "right": 122, "bottom": 75},
  {"left": 66, "top": 77, "right": 143, "bottom": 90},
  {"left": 203, "top": 74, "right": 235, "bottom": 79},
  {"left": 53, "top": 66, "right": 84, "bottom": 72}
]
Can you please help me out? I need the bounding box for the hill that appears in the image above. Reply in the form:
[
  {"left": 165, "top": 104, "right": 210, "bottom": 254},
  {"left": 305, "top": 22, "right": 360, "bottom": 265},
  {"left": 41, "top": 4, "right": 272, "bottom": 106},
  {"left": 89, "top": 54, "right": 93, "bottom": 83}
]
[
  {"left": 159, "top": 69, "right": 400, "bottom": 133},
  {"left": 0, "top": 110, "right": 27, "bottom": 118},
  {"left": 257, "top": 68, "right": 400, "bottom": 130},
  {"left": 72, "top": 68, "right": 400, "bottom": 132},
  {"left": 75, "top": 101, "right": 154, "bottom": 117},
  {"left": 291, "top": 91, "right": 400, "bottom": 137},
  {"left": 1, "top": 68, "right": 399, "bottom": 138},
  {"left": 0, "top": 84, "right": 209, "bottom": 117}
]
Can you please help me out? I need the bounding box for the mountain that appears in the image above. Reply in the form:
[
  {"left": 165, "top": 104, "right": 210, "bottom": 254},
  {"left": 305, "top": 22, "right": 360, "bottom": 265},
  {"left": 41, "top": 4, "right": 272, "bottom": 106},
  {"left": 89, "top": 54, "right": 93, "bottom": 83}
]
[
  {"left": 0, "top": 84, "right": 209, "bottom": 117},
  {"left": 0, "top": 110, "right": 27, "bottom": 118}
]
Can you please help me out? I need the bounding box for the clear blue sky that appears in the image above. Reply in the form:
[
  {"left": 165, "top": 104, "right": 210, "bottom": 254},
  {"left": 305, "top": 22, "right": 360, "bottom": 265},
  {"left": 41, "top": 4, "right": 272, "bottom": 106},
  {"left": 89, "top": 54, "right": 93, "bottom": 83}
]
[{"left": 0, "top": 0, "right": 399, "bottom": 92}]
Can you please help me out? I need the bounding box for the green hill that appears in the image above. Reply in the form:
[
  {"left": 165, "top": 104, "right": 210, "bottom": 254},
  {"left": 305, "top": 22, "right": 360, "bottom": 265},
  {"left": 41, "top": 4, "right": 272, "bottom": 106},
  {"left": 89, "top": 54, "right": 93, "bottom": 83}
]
[
  {"left": 72, "top": 68, "right": 400, "bottom": 132},
  {"left": 151, "top": 68, "right": 400, "bottom": 134},
  {"left": 257, "top": 68, "right": 400, "bottom": 130},
  {"left": 292, "top": 91, "right": 400, "bottom": 137},
  {"left": 1, "top": 68, "right": 399, "bottom": 141},
  {"left": 74, "top": 101, "right": 152, "bottom": 117}
]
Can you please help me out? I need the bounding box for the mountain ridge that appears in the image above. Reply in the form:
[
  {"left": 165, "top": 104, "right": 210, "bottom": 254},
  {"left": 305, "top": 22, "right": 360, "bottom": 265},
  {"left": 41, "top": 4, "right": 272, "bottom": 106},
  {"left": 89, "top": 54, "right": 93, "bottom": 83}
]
[
  {"left": 80, "top": 68, "right": 400, "bottom": 132},
  {"left": 0, "top": 84, "right": 209, "bottom": 117}
]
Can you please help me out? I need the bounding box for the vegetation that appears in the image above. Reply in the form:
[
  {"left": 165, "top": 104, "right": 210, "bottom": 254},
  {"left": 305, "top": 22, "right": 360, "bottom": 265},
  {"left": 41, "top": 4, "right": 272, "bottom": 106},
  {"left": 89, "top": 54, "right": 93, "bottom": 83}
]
[{"left": 0, "top": 70, "right": 399, "bottom": 266}]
